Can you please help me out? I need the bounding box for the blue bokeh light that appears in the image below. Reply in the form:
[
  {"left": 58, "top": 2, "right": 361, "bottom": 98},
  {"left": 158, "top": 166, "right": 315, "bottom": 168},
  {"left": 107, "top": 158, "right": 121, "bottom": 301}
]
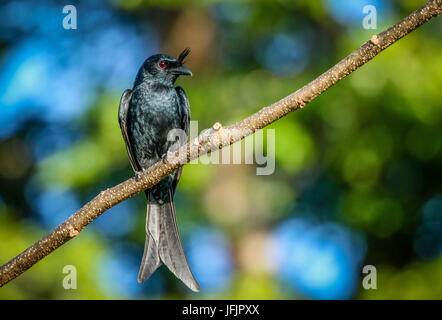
[
  {"left": 414, "top": 194, "right": 442, "bottom": 259},
  {"left": 255, "top": 33, "right": 310, "bottom": 76},
  {"left": 93, "top": 200, "right": 136, "bottom": 238},
  {"left": 31, "top": 186, "right": 80, "bottom": 228},
  {"left": 270, "top": 218, "right": 366, "bottom": 299},
  {"left": 0, "top": 0, "right": 155, "bottom": 138},
  {"left": 95, "top": 246, "right": 162, "bottom": 298},
  {"left": 186, "top": 226, "right": 233, "bottom": 292},
  {"left": 324, "top": 0, "right": 391, "bottom": 26}
]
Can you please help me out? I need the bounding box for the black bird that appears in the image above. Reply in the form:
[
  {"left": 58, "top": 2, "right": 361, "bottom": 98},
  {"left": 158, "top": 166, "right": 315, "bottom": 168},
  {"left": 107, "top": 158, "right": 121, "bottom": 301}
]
[{"left": 118, "top": 48, "right": 199, "bottom": 292}]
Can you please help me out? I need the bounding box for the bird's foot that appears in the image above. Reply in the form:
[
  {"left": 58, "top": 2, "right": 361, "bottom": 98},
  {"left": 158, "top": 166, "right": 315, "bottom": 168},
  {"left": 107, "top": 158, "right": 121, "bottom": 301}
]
[
  {"left": 135, "top": 170, "right": 144, "bottom": 182},
  {"left": 161, "top": 154, "right": 168, "bottom": 164}
]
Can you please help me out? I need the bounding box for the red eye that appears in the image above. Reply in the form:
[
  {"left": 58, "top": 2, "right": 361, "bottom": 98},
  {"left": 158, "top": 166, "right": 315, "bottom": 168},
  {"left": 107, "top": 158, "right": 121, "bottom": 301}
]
[{"left": 158, "top": 61, "right": 166, "bottom": 69}]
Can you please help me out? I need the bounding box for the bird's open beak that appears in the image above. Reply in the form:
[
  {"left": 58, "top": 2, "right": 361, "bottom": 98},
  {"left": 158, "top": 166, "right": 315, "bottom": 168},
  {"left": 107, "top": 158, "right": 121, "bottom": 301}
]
[{"left": 171, "top": 66, "right": 192, "bottom": 76}]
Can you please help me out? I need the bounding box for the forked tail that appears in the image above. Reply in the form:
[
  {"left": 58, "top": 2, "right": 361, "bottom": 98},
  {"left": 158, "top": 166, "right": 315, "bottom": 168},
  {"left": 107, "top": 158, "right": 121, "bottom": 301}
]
[{"left": 137, "top": 190, "right": 200, "bottom": 292}]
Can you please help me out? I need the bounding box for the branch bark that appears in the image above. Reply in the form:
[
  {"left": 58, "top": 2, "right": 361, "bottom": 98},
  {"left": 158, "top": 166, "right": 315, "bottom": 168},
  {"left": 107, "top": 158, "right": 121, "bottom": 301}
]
[{"left": 1, "top": 0, "right": 440, "bottom": 287}]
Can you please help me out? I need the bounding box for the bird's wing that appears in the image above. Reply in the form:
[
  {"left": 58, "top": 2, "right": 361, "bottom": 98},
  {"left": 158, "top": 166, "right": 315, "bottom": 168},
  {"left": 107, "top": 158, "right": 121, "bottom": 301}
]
[
  {"left": 172, "top": 86, "right": 191, "bottom": 193},
  {"left": 175, "top": 86, "right": 191, "bottom": 136},
  {"left": 118, "top": 89, "right": 140, "bottom": 172}
]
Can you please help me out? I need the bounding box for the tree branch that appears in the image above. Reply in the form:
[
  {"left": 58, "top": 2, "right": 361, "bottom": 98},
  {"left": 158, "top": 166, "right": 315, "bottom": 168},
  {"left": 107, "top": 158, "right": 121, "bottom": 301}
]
[{"left": 1, "top": 0, "right": 440, "bottom": 287}]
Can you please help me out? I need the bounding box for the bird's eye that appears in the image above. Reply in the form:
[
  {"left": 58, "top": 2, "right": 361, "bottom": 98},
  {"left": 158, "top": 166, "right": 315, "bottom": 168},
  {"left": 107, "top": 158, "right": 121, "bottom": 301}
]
[{"left": 158, "top": 61, "right": 166, "bottom": 69}]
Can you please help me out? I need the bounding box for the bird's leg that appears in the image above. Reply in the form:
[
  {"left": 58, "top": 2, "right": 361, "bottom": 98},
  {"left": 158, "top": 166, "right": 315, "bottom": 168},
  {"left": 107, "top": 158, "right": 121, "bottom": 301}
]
[{"left": 135, "top": 169, "right": 146, "bottom": 182}]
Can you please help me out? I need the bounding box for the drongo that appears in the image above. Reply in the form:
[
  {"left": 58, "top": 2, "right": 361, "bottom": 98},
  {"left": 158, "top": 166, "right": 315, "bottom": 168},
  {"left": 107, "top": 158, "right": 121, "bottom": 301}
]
[{"left": 118, "top": 48, "right": 199, "bottom": 292}]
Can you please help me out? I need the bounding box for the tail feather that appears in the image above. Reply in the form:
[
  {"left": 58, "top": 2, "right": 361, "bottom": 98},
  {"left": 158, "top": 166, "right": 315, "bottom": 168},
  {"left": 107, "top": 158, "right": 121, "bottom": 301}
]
[
  {"left": 137, "top": 190, "right": 200, "bottom": 292},
  {"left": 137, "top": 199, "right": 161, "bottom": 283},
  {"left": 158, "top": 189, "right": 200, "bottom": 292}
]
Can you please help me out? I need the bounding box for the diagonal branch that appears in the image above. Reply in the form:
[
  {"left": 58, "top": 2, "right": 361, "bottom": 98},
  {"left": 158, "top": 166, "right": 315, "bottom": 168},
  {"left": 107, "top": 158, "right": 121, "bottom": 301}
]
[{"left": 1, "top": 0, "right": 440, "bottom": 287}]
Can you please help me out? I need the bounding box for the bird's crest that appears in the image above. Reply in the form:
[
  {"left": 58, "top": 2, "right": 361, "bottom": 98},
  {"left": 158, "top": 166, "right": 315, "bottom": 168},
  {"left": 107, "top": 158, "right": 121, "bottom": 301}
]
[{"left": 178, "top": 47, "right": 191, "bottom": 64}]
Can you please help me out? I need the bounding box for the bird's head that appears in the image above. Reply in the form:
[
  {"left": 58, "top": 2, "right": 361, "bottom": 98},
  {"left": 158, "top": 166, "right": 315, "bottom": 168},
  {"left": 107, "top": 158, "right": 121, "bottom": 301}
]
[{"left": 135, "top": 48, "right": 192, "bottom": 86}]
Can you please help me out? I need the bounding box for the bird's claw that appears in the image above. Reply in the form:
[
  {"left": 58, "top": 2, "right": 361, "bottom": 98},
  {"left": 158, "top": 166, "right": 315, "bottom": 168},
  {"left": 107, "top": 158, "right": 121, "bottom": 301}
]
[{"left": 135, "top": 171, "right": 142, "bottom": 182}]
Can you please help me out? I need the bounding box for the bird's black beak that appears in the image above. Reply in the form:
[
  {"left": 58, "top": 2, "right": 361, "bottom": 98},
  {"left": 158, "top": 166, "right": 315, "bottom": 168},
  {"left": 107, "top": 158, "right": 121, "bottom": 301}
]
[{"left": 171, "top": 66, "right": 192, "bottom": 76}]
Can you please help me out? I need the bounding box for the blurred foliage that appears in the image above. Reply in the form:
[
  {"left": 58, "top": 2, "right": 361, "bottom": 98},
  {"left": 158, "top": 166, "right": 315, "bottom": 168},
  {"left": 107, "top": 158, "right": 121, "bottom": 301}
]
[{"left": 0, "top": 0, "right": 441, "bottom": 299}]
